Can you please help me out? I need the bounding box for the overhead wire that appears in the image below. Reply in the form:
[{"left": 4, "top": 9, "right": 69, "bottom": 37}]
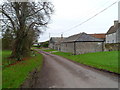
[
  {"left": 62, "top": 0, "right": 118, "bottom": 34},
  {"left": 50, "top": 0, "right": 116, "bottom": 36},
  {"left": 40, "top": 0, "right": 119, "bottom": 41}
]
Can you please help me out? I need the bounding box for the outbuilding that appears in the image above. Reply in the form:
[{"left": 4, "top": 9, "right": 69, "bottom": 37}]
[{"left": 61, "top": 32, "right": 104, "bottom": 55}]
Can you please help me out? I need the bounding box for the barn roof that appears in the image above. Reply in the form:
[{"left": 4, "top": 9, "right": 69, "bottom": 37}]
[
  {"left": 62, "top": 33, "right": 81, "bottom": 42},
  {"left": 62, "top": 32, "right": 104, "bottom": 42},
  {"left": 49, "top": 37, "right": 61, "bottom": 43},
  {"left": 89, "top": 34, "right": 105, "bottom": 39},
  {"left": 49, "top": 37, "right": 66, "bottom": 44}
]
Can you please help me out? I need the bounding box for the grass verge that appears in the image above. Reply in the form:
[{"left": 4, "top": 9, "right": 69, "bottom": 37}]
[
  {"left": 52, "top": 51, "right": 119, "bottom": 74},
  {"left": 2, "top": 50, "right": 12, "bottom": 68},
  {"left": 42, "top": 49, "right": 57, "bottom": 52},
  {"left": 2, "top": 50, "right": 43, "bottom": 88}
]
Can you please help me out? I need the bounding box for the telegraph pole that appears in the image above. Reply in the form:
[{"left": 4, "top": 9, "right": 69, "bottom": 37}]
[
  {"left": 49, "top": 33, "right": 51, "bottom": 39},
  {"left": 60, "top": 33, "right": 63, "bottom": 51},
  {"left": 61, "top": 33, "right": 63, "bottom": 39}
]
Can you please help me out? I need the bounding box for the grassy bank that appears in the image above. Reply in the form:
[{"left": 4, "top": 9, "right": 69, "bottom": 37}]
[
  {"left": 2, "top": 50, "right": 12, "bottom": 68},
  {"left": 52, "top": 51, "right": 119, "bottom": 74},
  {"left": 2, "top": 50, "right": 43, "bottom": 88}
]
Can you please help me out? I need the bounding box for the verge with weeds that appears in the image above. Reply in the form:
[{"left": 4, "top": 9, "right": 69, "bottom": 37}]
[{"left": 2, "top": 50, "right": 43, "bottom": 88}]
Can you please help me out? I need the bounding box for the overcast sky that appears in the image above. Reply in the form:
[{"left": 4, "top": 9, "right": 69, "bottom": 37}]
[
  {"left": 39, "top": 0, "right": 119, "bottom": 42},
  {"left": 0, "top": 0, "right": 119, "bottom": 42}
]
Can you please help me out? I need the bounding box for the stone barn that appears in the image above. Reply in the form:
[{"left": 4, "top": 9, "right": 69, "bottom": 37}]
[
  {"left": 49, "top": 37, "right": 61, "bottom": 50},
  {"left": 49, "top": 37, "right": 65, "bottom": 50},
  {"left": 61, "top": 32, "right": 104, "bottom": 55}
]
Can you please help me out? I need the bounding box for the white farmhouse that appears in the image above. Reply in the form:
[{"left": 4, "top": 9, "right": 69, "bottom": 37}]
[{"left": 106, "top": 20, "right": 120, "bottom": 43}]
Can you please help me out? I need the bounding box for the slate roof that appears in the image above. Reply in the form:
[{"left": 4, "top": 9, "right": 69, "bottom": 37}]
[
  {"left": 49, "top": 37, "right": 61, "bottom": 43},
  {"left": 56, "top": 37, "right": 66, "bottom": 44},
  {"left": 62, "top": 33, "right": 81, "bottom": 42},
  {"left": 49, "top": 37, "right": 66, "bottom": 44},
  {"left": 106, "top": 22, "right": 120, "bottom": 35},
  {"left": 62, "top": 32, "right": 104, "bottom": 43}
]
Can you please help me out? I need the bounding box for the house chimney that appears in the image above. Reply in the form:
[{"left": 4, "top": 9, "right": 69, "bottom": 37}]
[
  {"left": 61, "top": 34, "right": 63, "bottom": 40},
  {"left": 114, "top": 20, "right": 119, "bottom": 27}
]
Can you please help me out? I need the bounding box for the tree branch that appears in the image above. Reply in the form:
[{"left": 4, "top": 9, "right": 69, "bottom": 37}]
[
  {"left": 28, "top": 22, "right": 48, "bottom": 30},
  {"left": 1, "top": 10, "right": 16, "bottom": 31},
  {"left": 27, "top": 8, "right": 44, "bottom": 17}
]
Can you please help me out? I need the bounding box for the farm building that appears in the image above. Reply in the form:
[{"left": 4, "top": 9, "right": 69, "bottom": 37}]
[
  {"left": 49, "top": 37, "right": 65, "bottom": 50},
  {"left": 60, "top": 32, "right": 104, "bottom": 55}
]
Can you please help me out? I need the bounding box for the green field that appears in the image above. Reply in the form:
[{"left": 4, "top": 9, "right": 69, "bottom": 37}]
[
  {"left": 52, "top": 51, "right": 119, "bottom": 74},
  {"left": 43, "top": 49, "right": 57, "bottom": 52},
  {"left": 2, "top": 50, "right": 43, "bottom": 88},
  {"left": 31, "top": 47, "right": 41, "bottom": 50}
]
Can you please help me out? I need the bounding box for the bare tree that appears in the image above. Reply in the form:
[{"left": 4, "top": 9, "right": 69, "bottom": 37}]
[{"left": 1, "top": 1, "right": 54, "bottom": 60}]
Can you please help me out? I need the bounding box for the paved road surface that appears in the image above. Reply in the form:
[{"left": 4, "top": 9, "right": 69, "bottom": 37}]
[{"left": 33, "top": 50, "right": 119, "bottom": 88}]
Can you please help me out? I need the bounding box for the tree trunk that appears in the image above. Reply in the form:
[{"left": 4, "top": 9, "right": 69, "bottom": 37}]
[{"left": 11, "top": 28, "right": 30, "bottom": 60}]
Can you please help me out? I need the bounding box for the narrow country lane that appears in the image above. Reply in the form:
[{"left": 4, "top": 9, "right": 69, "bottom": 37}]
[{"left": 29, "top": 50, "right": 119, "bottom": 88}]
